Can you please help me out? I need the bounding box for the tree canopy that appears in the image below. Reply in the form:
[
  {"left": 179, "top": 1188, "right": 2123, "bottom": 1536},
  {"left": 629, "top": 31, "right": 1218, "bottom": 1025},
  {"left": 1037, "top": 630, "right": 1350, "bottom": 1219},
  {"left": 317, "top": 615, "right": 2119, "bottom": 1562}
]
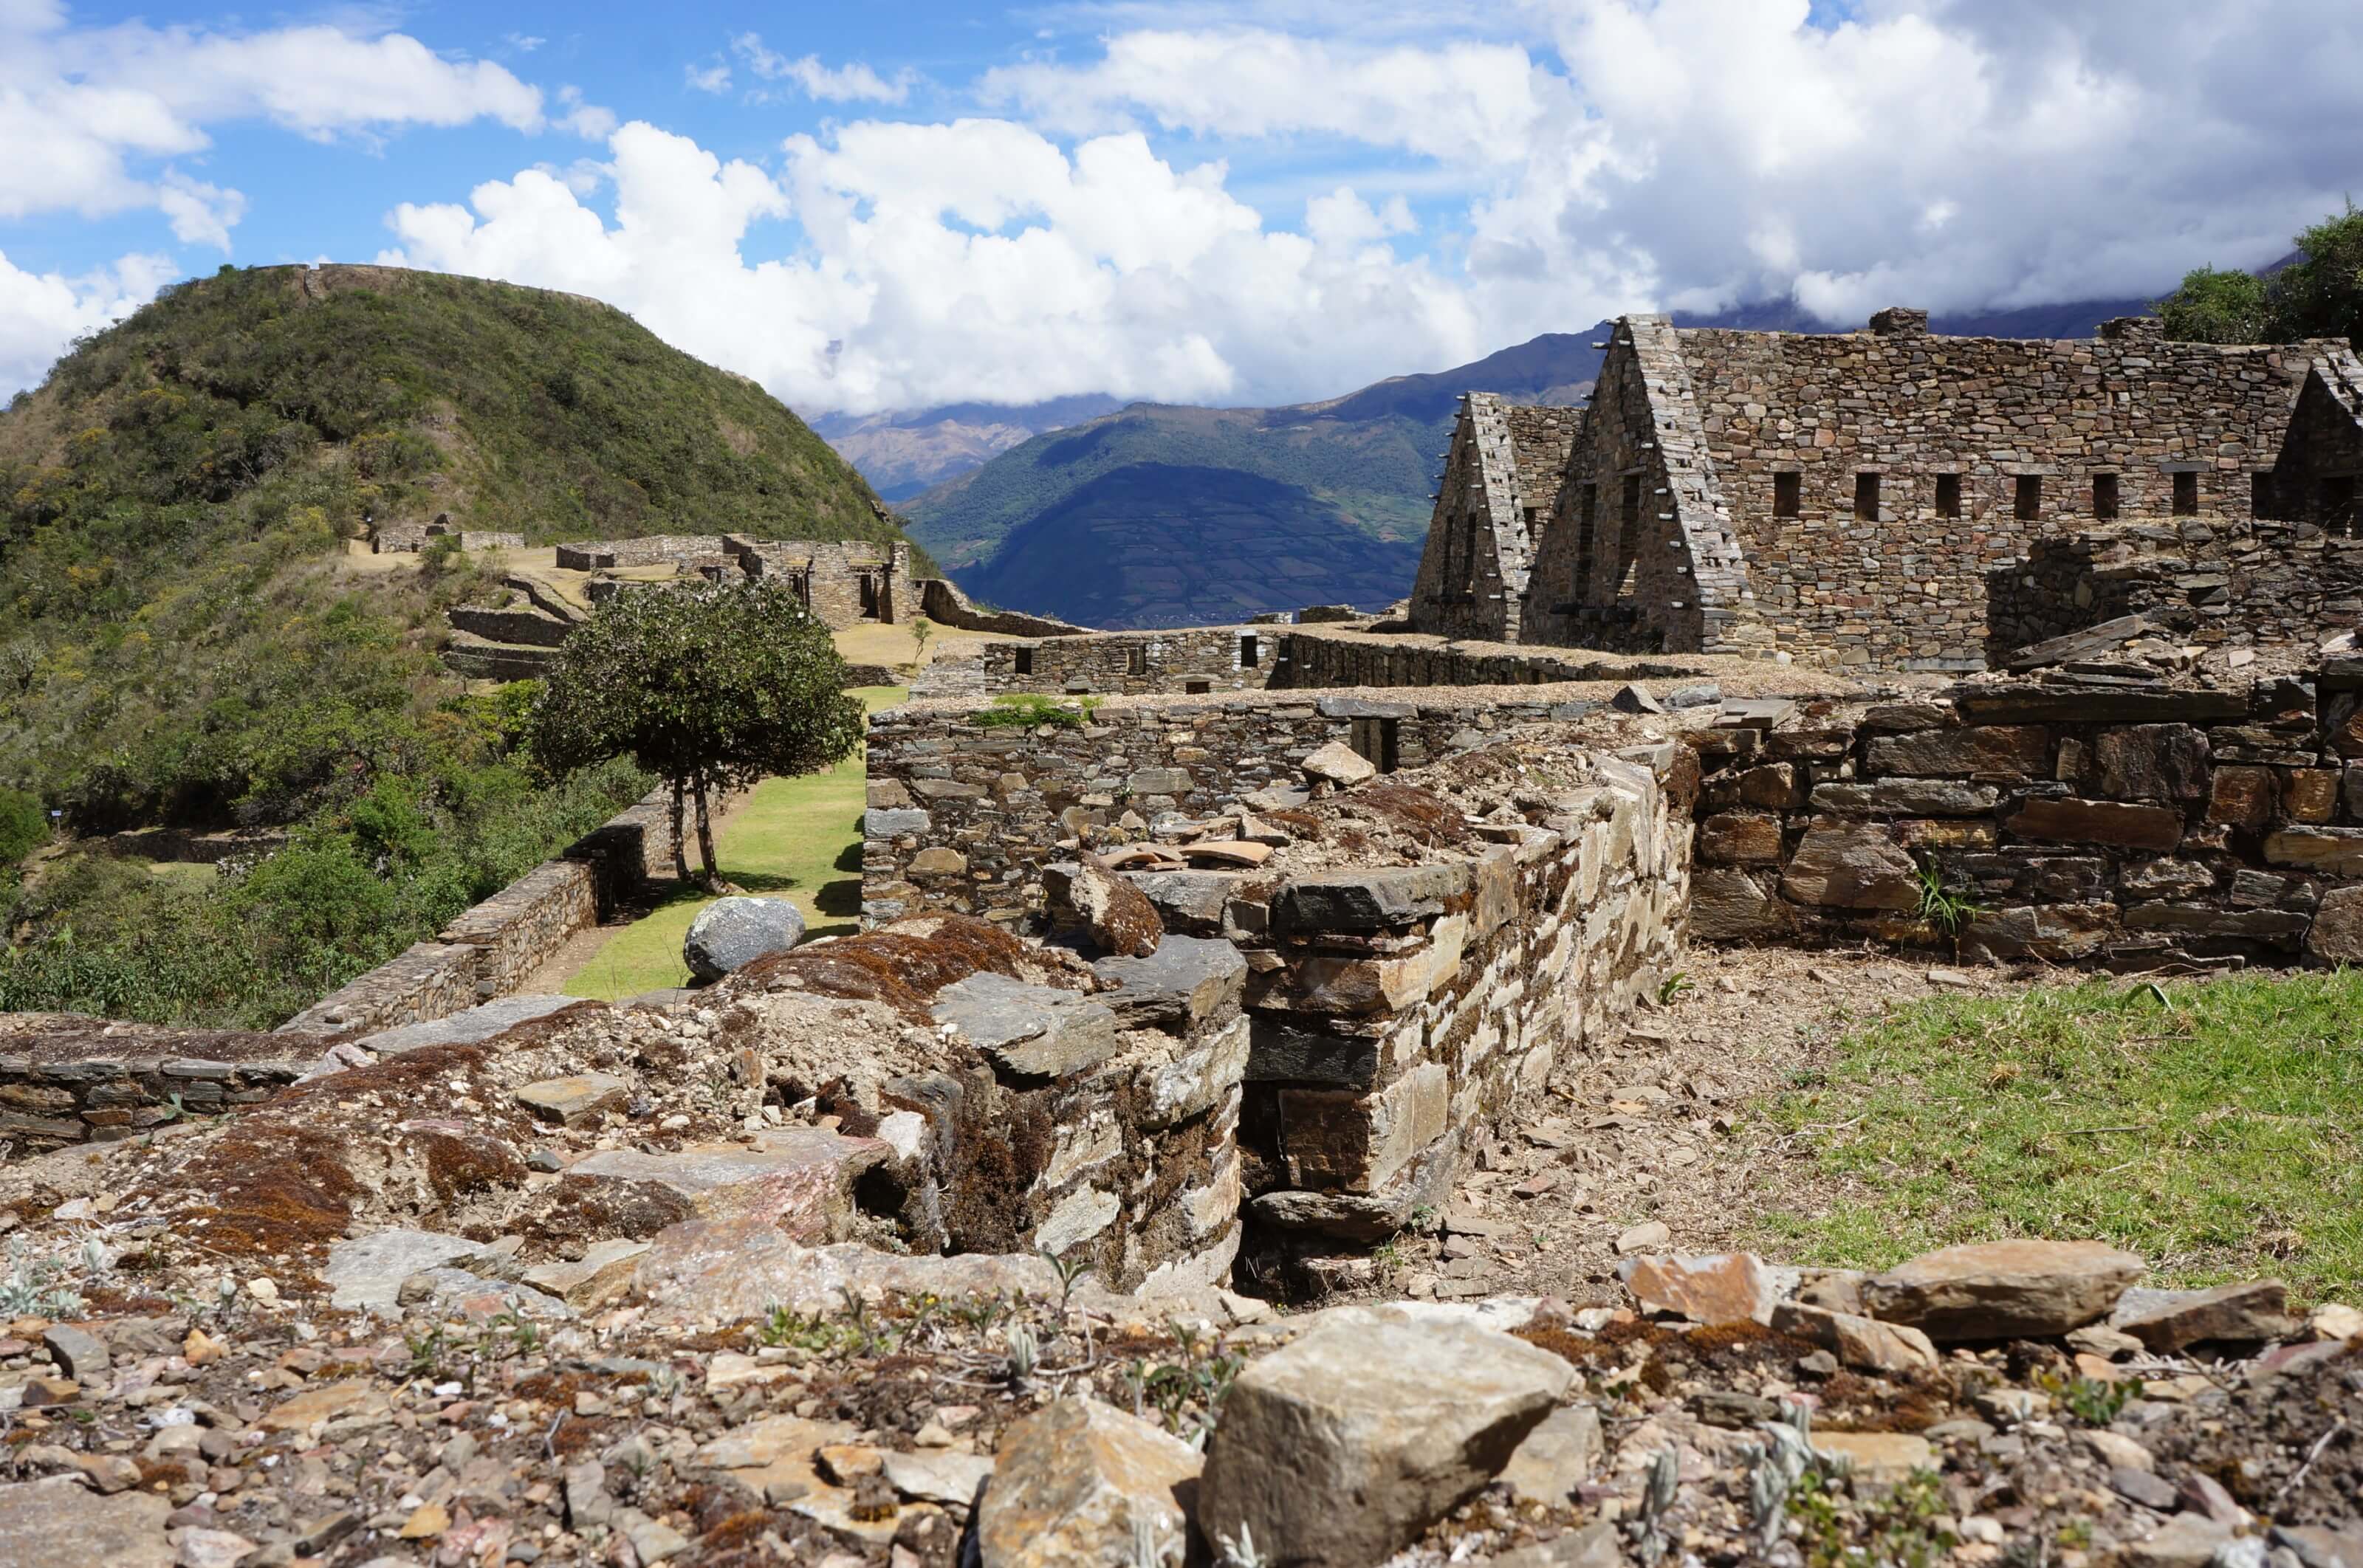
[
  {"left": 524, "top": 581, "right": 865, "bottom": 878},
  {"left": 2157, "top": 204, "right": 2363, "bottom": 347}
]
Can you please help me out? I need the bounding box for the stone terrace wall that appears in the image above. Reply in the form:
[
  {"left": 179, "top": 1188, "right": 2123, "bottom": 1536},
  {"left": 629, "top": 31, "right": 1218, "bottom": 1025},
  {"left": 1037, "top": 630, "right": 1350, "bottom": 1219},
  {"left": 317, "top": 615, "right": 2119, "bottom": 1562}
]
[
  {"left": 862, "top": 687, "right": 1661, "bottom": 926},
  {"left": 1685, "top": 667, "right": 2363, "bottom": 969},
  {"left": 973, "top": 626, "right": 1283, "bottom": 698},
  {"left": 0, "top": 1017, "right": 313, "bottom": 1154},
  {"left": 1992, "top": 521, "right": 2363, "bottom": 659},
  {"left": 917, "top": 577, "right": 1091, "bottom": 639},
  {"left": 274, "top": 783, "right": 740, "bottom": 1036}
]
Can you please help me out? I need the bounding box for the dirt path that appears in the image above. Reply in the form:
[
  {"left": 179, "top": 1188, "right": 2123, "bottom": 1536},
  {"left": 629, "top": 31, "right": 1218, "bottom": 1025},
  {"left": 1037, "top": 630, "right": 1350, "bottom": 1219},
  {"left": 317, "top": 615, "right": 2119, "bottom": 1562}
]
[{"left": 1385, "top": 943, "right": 2032, "bottom": 1305}]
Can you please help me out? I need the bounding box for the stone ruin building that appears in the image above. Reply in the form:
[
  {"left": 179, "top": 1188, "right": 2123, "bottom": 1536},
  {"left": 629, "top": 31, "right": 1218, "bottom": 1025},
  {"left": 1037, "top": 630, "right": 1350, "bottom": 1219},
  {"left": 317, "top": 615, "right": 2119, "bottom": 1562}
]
[{"left": 1409, "top": 309, "right": 2363, "bottom": 671}]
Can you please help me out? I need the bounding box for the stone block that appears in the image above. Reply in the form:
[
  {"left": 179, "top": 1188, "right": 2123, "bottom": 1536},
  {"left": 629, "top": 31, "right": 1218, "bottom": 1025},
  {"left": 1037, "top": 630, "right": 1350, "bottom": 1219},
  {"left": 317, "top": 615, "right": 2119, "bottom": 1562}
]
[
  {"left": 564, "top": 1129, "right": 890, "bottom": 1242},
  {"left": 2285, "top": 769, "right": 2339, "bottom": 824},
  {"left": 2093, "top": 725, "right": 2210, "bottom": 802},
  {"left": 864, "top": 807, "right": 931, "bottom": 837},
  {"left": 1121, "top": 870, "right": 1240, "bottom": 934},
  {"left": 1271, "top": 865, "right": 1469, "bottom": 932},
  {"left": 1301, "top": 742, "right": 1376, "bottom": 785},
  {"left": 1687, "top": 868, "right": 1791, "bottom": 940},
  {"left": 2006, "top": 797, "right": 2182, "bottom": 851},
  {"left": 975, "top": 1399, "right": 1200, "bottom": 1568},
  {"left": 1257, "top": 917, "right": 1467, "bottom": 1016},
  {"left": 1769, "top": 1301, "right": 1938, "bottom": 1373},
  {"left": 516, "top": 1073, "right": 630, "bottom": 1127},
  {"left": 1812, "top": 780, "right": 2000, "bottom": 816},
  {"left": 2307, "top": 884, "right": 2363, "bottom": 964},
  {"left": 1862, "top": 1239, "right": 2146, "bottom": 1340},
  {"left": 1698, "top": 811, "right": 1783, "bottom": 864},
  {"left": 908, "top": 847, "right": 969, "bottom": 877},
  {"left": 2112, "top": 1280, "right": 2297, "bottom": 1351},
  {"left": 2266, "top": 828, "right": 2363, "bottom": 876},
  {"left": 1961, "top": 904, "right": 2119, "bottom": 962},
  {"left": 1091, "top": 935, "right": 1247, "bottom": 1030},
  {"left": 1278, "top": 1062, "right": 1449, "bottom": 1193},
  {"left": 1735, "top": 763, "right": 1800, "bottom": 809},
  {"left": 2209, "top": 766, "right": 2277, "bottom": 831},
  {"left": 1866, "top": 725, "right": 2048, "bottom": 780},
  {"left": 2123, "top": 904, "right": 2308, "bottom": 947},
  {"left": 933, "top": 974, "right": 1122, "bottom": 1077},
  {"left": 1618, "top": 1251, "right": 1778, "bottom": 1325},
  {"left": 1244, "top": 1021, "right": 1384, "bottom": 1087},
  {"left": 1197, "top": 1318, "right": 1571, "bottom": 1568},
  {"left": 1779, "top": 820, "right": 1919, "bottom": 909},
  {"left": 2118, "top": 859, "right": 2218, "bottom": 898}
]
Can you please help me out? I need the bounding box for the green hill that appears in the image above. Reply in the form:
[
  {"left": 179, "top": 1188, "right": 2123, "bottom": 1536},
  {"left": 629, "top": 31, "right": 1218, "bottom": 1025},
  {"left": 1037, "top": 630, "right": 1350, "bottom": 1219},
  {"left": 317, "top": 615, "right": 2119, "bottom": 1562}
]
[
  {"left": 0, "top": 263, "right": 905, "bottom": 1028},
  {"left": 0, "top": 261, "right": 904, "bottom": 827}
]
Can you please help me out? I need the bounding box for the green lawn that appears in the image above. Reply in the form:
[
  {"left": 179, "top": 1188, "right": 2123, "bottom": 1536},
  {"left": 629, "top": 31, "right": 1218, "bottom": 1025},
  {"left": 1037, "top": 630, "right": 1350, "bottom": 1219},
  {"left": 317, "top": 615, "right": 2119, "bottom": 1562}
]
[
  {"left": 1752, "top": 970, "right": 2363, "bottom": 1300},
  {"left": 560, "top": 687, "right": 903, "bottom": 1000}
]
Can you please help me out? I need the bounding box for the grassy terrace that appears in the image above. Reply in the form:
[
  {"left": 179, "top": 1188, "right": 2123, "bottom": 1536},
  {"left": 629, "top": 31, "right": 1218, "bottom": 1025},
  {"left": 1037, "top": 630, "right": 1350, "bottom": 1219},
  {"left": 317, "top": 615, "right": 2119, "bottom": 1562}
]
[
  {"left": 560, "top": 685, "right": 902, "bottom": 1000},
  {"left": 1755, "top": 970, "right": 2363, "bottom": 1299}
]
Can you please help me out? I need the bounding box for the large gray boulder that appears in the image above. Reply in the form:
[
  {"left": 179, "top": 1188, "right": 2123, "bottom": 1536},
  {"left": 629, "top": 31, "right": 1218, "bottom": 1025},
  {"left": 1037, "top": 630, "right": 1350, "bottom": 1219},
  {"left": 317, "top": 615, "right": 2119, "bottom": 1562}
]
[
  {"left": 683, "top": 895, "right": 806, "bottom": 982},
  {"left": 1198, "top": 1318, "right": 1572, "bottom": 1568}
]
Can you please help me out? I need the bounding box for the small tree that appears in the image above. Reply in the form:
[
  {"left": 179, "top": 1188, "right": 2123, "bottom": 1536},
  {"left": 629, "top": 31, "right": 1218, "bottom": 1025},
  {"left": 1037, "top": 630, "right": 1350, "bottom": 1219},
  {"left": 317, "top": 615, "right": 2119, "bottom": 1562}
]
[
  {"left": 2155, "top": 202, "right": 2363, "bottom": 347},
  {"left": 910, "top": 616, "right": 934, "bottom": 668},
  {"left": 524, "top": 581, "right": 864, "bottom": 883}
]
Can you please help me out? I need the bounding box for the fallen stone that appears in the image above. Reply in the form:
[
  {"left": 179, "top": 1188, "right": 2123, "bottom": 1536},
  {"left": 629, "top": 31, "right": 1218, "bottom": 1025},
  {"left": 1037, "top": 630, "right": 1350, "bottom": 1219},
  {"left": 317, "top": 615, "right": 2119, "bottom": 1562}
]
[
  {"left": 1302, "top": 741, "right": 1378, "bottom": 785},
  {"left": 322, "top": 1229, "right": 482, "bottom": 1313},
  {"left": 1769, "top": 1301, "right": 1938, "bottom": 1374},
  {"left": 933, "top": 972, "right": 1122, "bottom": 1078},
  {"left": 174, "top": 1527, "right": 259, "bottom": 1568},
  {"left": 2311, "top": 1302, "right": 2363, "bottom": 1341},
  {"left": 1043, "top": 857, "right": 1163, "bottom": 957},
  {"left": 1090, "top": 935, "right": 1247, "bottom": 1030},
  {"left": 2110, "top": 1468, "right": 2180, "bottom": 1511},
  {"left": 1498, "top": 1406, "right": 1602, "bottom": 1507},
  {"left": 0, "top": 1476, "right": 173, "bottom": 1568},
  {"left": 684, "top": 896, "right": 806, "bottom": 982},
  {"left": 1861, "top": 1239, "right": 2146, "bottom": 1340},
  {"left": 1492, "top": 1521, "right": 1623, "bottom": 1568},
  {"left": 1198, "top": 1317, "right": 1571, "bottom": 1568},
  {"left": 2111, "top": 1280, "right": 2297, "bottom": 1351},
  {"left": 521, "top": 1239, "right": 652, "bottom": 1309},
  {"left": 2081, "top": 1429, "right": 2155, "bottom": 1474},
  {"left": 2127, "top": 1513, "right": 2234, "bottom": 1568},
  {"left": 1614, "top": 1220, "right": 1671, "bottom": 1256},
  {"left": 563, "top": 1129, "right": 889, "bottom": 1242},
  {"left": 1617, "top": 1252, "right": 1777, "bottom": 1325},
  {"left": 397, "top": 1269, "right": 572, "bottom": 1323},
  {"left": 634, "top": 1220, "right": 1060, "bottom": 1324},
  {"left": 2272, "top": 1525, "right": 2363, "bottom": 1568},
  {"left": 1808, "top": 1431, "right": 1934, "bottom": 1485},
  {"left": 975, "top": 1397, "right": 1200, "bottom": 1568},
  {"left": 1611, "top": 682, "right": 1663, "bottom": 714},
  {"left": 40, "top": 1323, "right": 108, "bottom": 1380},
  {"left": 515, "top": 1073, "right": 631, "bottom": 1127},
  {"left": 258, "top": 1378, "right": 391, "bottom": 1434},
  {"left": 882, "top": 1449, "right": 994, "bottom": 1513}
]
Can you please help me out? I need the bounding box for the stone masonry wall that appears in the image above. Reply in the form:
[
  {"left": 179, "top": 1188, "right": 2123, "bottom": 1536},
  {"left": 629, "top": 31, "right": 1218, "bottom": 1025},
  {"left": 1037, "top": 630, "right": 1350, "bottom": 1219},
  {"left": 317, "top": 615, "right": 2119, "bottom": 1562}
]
[
  {"left": 1685, "top": 666, "right": 2363, "bottom": 969},
  {"left": 0, "top": 1017, "right": 313, "bottom": 1155},
  {"left": 1682, "top": 319, "right": 2325, "bottom": 671},
  {"left": 862, "top": 687, "right": 1665, "bottom": 926},
  {"left": 972, "top": 627, "right": 1282, "bottom": 698},
  {"left": 1992, "top": 522, "right": 2363, "bottom": 659}
]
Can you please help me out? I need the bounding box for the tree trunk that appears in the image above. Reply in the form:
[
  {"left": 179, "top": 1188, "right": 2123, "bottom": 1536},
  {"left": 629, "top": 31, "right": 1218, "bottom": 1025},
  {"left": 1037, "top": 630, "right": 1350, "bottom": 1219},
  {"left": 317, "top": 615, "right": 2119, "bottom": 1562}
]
[
  {"left": 668, "top": 776, "right": 689, "bottom": 882},
  {"left": 693, "top": 774, "right": 718, "bottom": 884}
]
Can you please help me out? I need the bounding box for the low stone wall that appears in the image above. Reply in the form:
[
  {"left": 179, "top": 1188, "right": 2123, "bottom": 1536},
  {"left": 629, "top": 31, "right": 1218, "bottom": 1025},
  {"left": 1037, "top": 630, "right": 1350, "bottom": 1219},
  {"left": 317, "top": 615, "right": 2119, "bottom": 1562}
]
[
  {"left": 1280, "top": 630, "right": 1729, "bottom": 692},
  {"left": 555, "top": 534, "right": 722, "bottom": 571},
  {"left": 447, "top": 605, "right": 572, "bottom": 647},
  {"left": 0, "top": 1015, "right": 313, "bottom": 1154},
  {"left": 1992, "top": 521, "right": 2363, "bottom": 659},
  {"left": 1687, "top": 666, "right": 2363, "bottom": 969},
  {"left": 863, "top": 687, "right": 1648, "bottom": 926},
  {"left": 916, "top": 577, "right": 1090, "bottom": 639},
  {"left": 274, "top": 782, "right": 738, "bottom": 1036},
  {"left": 975, "top": 625, "right": 1281, "bottom": 697}
]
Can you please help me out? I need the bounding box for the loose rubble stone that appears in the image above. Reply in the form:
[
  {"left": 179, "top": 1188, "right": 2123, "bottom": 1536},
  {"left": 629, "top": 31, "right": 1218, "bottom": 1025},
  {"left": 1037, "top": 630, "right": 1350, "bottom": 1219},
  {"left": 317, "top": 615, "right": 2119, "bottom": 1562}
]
[
  {"left": 1617, "top": 1252, "right": 1778, "bottom": 1325},
  {"left": 322, "top": 1228, "right": 481, "bottom": 1312},
  {"left": 514, "top": 1072, "right": 630, "bottom": 1127},
  {"left": 1614, "top": 1220, "right": 1672, "bottom": 1256},
  {"left": 1090, "top": 935, "right": 1247, "bottom": 1029},
  {"left": 2111, "top": 1280, "right": 2299, "bottom": 1351},
  {"left": 520, "top": 1238, "right": 651, "bottom": 1309},
  {"left": 682, "top": 895, "right": 806, "bottom": 981},
  {"left": 882, "top": 1450, "right": 995, "bottom": 1512},
  {"left": 41, "top": 1323, "right": 108, "bottom": 1379},
  {"left": 1303, "top": 741, "right": 1378, "bottom": 785},
  {"left": 1198, "top": 1318, "right": 1572, "bottom": 1568},
  {"left": 975, "top": 1397, "right": 1200, "bottom": 1568},
  {"left": 563, "top": 1129, "right": 889, "bottom": 1240},
  {"left": 0, "top": 1476, "right": 172, "bottom": 1568},
  {"left": 346, "top": 993, "right": 582, "bottom": 1056},
  {"left": 1769, "top": 1301, "right": 1939, "bottom": 1374},
  {"left": 1498, "top": 1406, "right": 1602, "bottom": 1506},
  {"left": 633, "top": 1219, "right": 1060, "bottom": 1323},
  {"left": 1862, "top": 1239, "right": 2146, "bottom": 1340},
  {"left": 1044, "top": 857, "right": 1165, "bottom": 957},
  {"left": 2127, "top": 1513, "right": 2235, "bottom": 1568},
  {"left": 1808, "top": 1431, "right": 1935, "bottom": 1485}
]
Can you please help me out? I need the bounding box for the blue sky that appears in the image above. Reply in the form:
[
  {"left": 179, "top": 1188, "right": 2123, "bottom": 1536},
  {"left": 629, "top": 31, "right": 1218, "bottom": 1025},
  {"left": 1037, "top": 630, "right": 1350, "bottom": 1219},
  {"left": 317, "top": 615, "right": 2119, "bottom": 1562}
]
[{"left": 4, "top": 0, "right": 2359, "bottom": 414}]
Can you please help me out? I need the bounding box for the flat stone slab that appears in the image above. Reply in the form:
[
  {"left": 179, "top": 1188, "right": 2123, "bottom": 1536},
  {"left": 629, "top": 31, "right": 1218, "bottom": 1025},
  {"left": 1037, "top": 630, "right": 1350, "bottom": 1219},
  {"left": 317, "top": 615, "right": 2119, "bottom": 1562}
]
[
  {"left": 1862, "top": 1239, "right": 2146, "bottom": 1340},
  {"left": 1617, "top": 1252, "right": 1780, "bottom": 1326},
  {"left": 931, "top": 972, "right": 1121, "bottom": 1078},
  {"left": 976, "top": 1398, "right": 1200, "bottom": 1568},
  {"left": 632, "top": 1217, "right": 1061, "bottom": 1324},
  {"left": 349, "top": 994, "right": 581, "bottom": 1056},
  {"left": 323, "top": 1228, "right": 484, "bottom": 1312},
  {"left": 566, "top": 1129, "right": 889, "bottom": 1241},
  {"left": 516, "top": 1072, "right": 631, "bottom": 1126},
  {"left": 0, "top": 1476, "right": 173, "bottom": 1568},
  {"left": 2111, "top": 1280, "right": 2297, "bottom": 1351},
  {"left": 1091, "top": 935, "right": 1248, "bottom": 1029}
]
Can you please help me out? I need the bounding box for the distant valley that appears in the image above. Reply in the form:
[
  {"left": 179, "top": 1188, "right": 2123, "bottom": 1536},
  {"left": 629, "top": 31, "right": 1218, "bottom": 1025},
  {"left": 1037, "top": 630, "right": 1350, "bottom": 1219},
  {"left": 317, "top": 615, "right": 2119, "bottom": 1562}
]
[{"left": 830, "top": 297, "right": 2153, "bottom": 629}]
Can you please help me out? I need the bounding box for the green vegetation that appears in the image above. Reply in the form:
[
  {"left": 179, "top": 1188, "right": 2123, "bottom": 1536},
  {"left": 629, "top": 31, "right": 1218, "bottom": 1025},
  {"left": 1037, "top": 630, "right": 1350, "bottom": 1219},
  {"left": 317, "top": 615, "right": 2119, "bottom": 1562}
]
[
  {"left": 526, "top": 581, "right": 865, "bottom": 882},
  {"left": 1, "top": 735, "right": 650, "bottom": 1028},
  {"left": 2157, "top": 203, "right": 2363, "bottom": 346},
  {"left": 1755, "top": 972, "right": 2363, "bottom": 1298},
  {"left": 562, "top": 686, "right": 902, "bottom": 1000},
  {"left": 0, "top": 787, "right": 44, "bottom": 884},
  {"left": 971, "top": 692, "right": 1100, "bottom": 729}
]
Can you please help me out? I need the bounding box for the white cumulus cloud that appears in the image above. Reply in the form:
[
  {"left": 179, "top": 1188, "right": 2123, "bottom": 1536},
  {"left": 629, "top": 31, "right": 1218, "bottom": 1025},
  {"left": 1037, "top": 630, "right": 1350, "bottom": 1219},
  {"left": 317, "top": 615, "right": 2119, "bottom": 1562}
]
[
  {"left": 731, "top": 34, "right": 915, "bottom": 104},
  {"left": 0, "top": 250, "right": 176, "bottom": 396}
]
